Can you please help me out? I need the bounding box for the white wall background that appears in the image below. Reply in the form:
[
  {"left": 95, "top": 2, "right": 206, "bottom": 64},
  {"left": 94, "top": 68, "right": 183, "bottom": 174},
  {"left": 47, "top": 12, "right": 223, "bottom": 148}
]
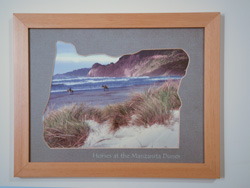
[{"left": 0, "top": 0, "right": 250, "bottom": 187}]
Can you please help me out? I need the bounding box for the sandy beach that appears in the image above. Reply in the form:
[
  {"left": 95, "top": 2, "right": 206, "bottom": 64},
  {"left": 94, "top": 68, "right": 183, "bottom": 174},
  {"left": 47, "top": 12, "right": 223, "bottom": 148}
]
[{"left": 46, "top": 84, "right": 155, "bottom": 110}]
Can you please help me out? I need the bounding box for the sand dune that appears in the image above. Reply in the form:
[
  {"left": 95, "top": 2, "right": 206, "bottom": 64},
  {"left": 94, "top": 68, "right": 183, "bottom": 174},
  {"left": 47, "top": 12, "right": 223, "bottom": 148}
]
[{"left": 82, "top": 110, "right": 179, "bottom": 148}]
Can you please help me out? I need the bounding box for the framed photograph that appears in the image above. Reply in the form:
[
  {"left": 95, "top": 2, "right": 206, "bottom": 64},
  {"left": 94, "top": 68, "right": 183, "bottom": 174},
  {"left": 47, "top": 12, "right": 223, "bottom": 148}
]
[{"left": 14, "top": 13, "right": 220, "bottom": 178}]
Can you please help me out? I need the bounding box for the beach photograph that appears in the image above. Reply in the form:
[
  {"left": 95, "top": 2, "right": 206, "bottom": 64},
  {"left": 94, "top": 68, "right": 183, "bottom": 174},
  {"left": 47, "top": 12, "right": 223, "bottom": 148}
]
[{"left": 43, "top": 41, "right": 189, "bottom": 149}]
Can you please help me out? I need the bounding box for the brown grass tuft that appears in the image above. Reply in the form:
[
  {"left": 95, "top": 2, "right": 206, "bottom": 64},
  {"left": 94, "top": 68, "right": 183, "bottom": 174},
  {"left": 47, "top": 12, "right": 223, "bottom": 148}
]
[
  {"left": 129, "top": 81, "right": 181, "bottom": 126},
  {"left": 43, "top": 105, "right": 90, "bottom": 148},
  {"left": 102, "top": 102, "right": 133, "bottom": 131}
]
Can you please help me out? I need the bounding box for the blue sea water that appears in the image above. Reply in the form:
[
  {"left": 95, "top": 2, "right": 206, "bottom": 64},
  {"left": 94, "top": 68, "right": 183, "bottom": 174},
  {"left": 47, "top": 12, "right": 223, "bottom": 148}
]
[{"left": 51, "top": 76, "right": 181, "bottom": 93}]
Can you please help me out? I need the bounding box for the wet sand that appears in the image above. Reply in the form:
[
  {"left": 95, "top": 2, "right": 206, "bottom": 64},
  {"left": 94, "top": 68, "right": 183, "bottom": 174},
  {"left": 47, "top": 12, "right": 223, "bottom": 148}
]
[{"left": 46, "top": 85, "right": 152, "bottom": 110}]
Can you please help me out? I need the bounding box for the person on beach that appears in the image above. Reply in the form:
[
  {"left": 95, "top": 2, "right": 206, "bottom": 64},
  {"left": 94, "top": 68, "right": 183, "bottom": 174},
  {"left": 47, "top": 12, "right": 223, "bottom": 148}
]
[
  {"left": 67, "top": 88, "right": 74, "bottom": 94},
  {"left": 102, "top": 85, "right": 109, "bottom": 91}
]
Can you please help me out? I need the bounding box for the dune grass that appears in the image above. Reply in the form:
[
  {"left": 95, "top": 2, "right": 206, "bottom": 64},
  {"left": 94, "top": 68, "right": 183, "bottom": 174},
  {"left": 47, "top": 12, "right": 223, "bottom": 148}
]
[
  {"left": 43, "top": 80, "right": 181, "bottom": 147},
  {"left": 102, "top": 102, "right": 133, "bottom": 130},
  {"left": 127, "top": 80, "right": 181, "bottom": 127},
  {"left": 43, "top": 105, "right": 90, "bottom": 148},
  {"left": 101, "top": 80, "right": 181, "bottom": 130}
]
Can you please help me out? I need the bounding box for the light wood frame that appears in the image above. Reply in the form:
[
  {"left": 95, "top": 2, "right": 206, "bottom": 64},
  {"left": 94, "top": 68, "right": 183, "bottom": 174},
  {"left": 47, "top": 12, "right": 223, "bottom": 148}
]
[{"left": 14, "top": 13, "right": 220, "bottom": 178}]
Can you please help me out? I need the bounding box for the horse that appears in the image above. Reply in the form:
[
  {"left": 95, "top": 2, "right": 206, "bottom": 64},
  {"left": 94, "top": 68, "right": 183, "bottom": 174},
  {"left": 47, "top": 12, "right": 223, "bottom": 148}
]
[
  {"left": 102, "top": 85, "right": 109, "bottom": 91},
  {"left": 67, "top": 88, "right": 74, "bottom": 94}
]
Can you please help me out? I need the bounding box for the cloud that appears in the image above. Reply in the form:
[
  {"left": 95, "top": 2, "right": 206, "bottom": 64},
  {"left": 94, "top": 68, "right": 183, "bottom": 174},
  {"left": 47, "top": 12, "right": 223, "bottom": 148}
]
[
  {"left": 56, "top": 53, "right": 120, "bottom": 64},
  {"left": 55, "top": 41, "right": 120, "bottom": 64}
]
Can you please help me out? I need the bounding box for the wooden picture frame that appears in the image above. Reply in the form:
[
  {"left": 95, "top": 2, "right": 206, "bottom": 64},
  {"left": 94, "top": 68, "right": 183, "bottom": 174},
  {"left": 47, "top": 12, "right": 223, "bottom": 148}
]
[{"left": 14, "top": 13, "right": 220, "bottom": 178}]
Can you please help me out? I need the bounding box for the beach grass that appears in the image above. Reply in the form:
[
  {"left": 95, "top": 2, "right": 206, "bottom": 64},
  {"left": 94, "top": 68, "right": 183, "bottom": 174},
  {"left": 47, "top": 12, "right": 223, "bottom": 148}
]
[
  {"left": 102, "top": 102, "right": 134, "bottom": 131},
  {"left": 43, "top": 105, "right": 90, "bottom": 148},
  {"left": 127, "top": 80, "right": 181, "bottom": 126},
  {"left": 43, "top": 80, "right": 181, "bottom": 147}
]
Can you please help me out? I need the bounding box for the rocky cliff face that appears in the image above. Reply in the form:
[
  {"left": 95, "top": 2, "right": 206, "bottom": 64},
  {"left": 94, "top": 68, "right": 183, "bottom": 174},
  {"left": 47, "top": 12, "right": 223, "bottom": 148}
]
[{"left": 87, "top": 49, "right": 189, "bottom": 77}]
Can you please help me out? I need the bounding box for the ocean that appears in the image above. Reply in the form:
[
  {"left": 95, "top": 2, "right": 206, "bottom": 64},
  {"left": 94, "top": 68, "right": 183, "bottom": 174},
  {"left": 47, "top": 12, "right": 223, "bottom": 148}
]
[{"left": 51, "top": 76, "right": 181, "bottom": 94}]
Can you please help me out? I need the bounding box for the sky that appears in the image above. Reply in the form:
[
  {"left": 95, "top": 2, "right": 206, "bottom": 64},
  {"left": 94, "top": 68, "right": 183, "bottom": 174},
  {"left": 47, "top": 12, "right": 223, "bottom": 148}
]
[{"left": 53, "top": 41, "right": 120, "bottom": 75}]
